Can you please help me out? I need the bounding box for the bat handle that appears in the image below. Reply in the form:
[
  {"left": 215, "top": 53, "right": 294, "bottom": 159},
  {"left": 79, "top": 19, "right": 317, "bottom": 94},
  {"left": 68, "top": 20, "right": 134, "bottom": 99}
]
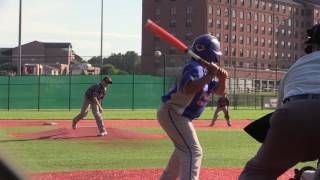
[{"left": 187, "top": 49, "right": 211, "bottom": 67}]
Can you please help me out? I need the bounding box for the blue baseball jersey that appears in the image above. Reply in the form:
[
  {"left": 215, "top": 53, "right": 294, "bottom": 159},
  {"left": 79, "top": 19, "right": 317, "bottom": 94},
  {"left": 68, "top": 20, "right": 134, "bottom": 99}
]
[{"left": 161, "top": 59, "right": 219, "bottom": 120}]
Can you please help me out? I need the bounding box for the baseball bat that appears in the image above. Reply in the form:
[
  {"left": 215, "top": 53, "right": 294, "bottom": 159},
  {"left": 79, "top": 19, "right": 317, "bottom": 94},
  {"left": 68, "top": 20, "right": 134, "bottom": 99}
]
[{"left": 144, "top": 19, "right": 209, "bottom": 66}]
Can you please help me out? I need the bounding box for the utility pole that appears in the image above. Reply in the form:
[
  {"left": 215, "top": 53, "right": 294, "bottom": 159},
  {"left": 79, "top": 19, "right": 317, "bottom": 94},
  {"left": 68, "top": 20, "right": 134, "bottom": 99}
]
[
  {"left": 18, "top": 0, "right": 22, "bottom": 75},
  {"left": 100, "top": 0, "right": 104, "bottom": 68}
]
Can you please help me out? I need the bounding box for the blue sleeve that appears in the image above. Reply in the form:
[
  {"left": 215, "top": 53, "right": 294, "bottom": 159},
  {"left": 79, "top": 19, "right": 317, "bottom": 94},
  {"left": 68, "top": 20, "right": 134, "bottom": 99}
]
[
  {"left": 180, "top": 65, "right": 203, "bottom": 89},
  {"left": 208, "top": 80, "right": 219, "bottom": 92}
]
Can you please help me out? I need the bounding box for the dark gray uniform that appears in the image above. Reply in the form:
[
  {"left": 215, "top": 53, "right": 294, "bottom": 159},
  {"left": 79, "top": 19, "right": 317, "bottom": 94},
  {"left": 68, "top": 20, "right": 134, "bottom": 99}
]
[{"left": 73, "top": 83, "right": 107, "bottom": 133}]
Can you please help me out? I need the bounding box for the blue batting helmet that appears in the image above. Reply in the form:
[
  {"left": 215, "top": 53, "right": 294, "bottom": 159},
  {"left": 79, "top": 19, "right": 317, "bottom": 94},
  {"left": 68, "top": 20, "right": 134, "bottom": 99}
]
[{"left": 191, "top": 34, "right": 222, "bottom": 63}]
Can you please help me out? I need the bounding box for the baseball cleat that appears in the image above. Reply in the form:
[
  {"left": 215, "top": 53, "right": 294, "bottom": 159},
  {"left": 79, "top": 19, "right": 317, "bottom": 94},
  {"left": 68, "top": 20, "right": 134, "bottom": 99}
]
[
  {"left": 72, "top": 120, "right": 78, "bottom": 130},
  {"left": 98, "top": 131, "right": 108, "bottom": 136}
]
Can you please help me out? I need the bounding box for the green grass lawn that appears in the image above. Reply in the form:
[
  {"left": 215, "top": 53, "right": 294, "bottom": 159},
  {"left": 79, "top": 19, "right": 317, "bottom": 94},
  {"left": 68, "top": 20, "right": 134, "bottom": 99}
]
[
  {"left": 0, "top": 108, "right": 273, "bottom": 120},
  {"left": 0, "top": 127, "right": 258, "bottom": 173},
  {"left": 0, "top": 126, "right": 315, "bottom": 174}
]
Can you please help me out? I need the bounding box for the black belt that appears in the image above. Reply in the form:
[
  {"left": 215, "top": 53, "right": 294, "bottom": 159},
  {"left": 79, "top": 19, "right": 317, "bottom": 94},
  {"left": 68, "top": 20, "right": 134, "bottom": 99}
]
[{"left": 283, "top": 94, "right": 320, "bottom": 104}]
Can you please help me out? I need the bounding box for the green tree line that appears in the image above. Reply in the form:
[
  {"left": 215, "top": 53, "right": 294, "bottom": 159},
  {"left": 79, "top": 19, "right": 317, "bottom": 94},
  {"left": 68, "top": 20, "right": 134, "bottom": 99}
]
[{"left": 88, "top": 51, "right": 141, "bottom": 75}]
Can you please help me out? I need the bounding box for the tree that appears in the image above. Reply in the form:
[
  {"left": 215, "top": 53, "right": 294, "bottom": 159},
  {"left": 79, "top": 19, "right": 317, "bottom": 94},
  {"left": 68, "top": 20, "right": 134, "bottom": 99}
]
[
  {"left": 100, "top": 64, "right": 128, "bottom": 75},
  {"left": 87, "top": 51, "right": 141, "bottom": 73}
]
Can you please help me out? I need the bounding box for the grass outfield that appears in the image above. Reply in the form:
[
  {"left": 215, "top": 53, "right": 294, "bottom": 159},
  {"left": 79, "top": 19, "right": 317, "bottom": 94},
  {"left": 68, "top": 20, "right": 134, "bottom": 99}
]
[
  {"left": 0, "top": 126, "right": 315, "bottom": 174},
  {"left": 0, "top": 126, "right": 258, "bottom": 173},
  {"left": 0, "top": 108, "right": 273, "bottom": 120}
]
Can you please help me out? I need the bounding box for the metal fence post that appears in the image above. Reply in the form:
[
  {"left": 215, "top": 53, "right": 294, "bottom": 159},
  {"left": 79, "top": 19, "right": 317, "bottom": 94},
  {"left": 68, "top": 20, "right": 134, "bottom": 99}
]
[
  {"left": 7, "top": 76, "right": 10, "bottom": 111},
  {"left": 132, "top": 71, "right": 135, "bottom": 110},
  {"left": 37, "top": 75, "right": 41, "bottom": 111},
  {"left": 69, "top": 74, "right": 71, "bottom": 111}
]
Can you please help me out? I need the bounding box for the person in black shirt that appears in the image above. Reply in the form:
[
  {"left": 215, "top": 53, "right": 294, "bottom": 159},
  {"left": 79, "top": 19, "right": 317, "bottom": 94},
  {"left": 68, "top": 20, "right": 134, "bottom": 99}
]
[
  {"left": 72, "top": 76, "right": 112, "bottom": 136},
  {"left": 209, "top": 92, "right": 231, "bottom": 127}
]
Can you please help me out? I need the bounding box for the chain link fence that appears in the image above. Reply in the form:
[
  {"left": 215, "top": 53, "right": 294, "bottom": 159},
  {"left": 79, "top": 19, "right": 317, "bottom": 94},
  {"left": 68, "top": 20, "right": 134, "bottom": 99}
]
[{"left": 0, "top": 54, "right": 295, "bottom": 110}]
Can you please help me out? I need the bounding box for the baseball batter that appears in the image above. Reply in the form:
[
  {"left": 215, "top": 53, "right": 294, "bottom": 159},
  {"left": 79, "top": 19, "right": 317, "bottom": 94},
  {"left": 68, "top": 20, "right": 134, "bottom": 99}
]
[
  {"left": 72, "top": 76, "right": 112, "bottom": 136},
  {"left": 157, "top": 34, "right": 228, "bottom": 180},
  {"left": 239, "top": 24, "right": 320, "bottom": 179}
]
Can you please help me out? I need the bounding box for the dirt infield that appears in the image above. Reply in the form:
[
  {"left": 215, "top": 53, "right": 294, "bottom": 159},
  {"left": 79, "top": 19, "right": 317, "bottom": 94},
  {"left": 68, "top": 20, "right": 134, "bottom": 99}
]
[
  {"left": 31, "top": 168, "right": 294, "bottom": 180},
  {"left": 1, "top": 120, "right": 251, "bottom": 141}
]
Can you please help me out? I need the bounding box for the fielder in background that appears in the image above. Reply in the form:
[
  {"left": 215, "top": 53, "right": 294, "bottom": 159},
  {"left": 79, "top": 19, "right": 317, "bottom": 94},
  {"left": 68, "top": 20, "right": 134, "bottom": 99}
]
[
  {"left": 72, "top": 76, "right": 112, "bottom": 136},
  {"left": 239, "top": 24, "right": 320, "bottom": 180},
  {"left": 209, "top": 92, "right": 231, "bottom": 127},
  {"left": 157, "top": 34, "right": 228, "bottom": 180}
]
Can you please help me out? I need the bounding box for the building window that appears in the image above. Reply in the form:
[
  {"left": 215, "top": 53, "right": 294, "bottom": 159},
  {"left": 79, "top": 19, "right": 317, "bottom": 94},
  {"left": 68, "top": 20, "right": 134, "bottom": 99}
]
[
  {"left": 275, "top": 28, "right": 279, "bottom": 35},
  {"left": 254, "top": 25, "right": 259, "bottom": 33},
  {"left": 261, "top": 14, "right": 265, "bottom": 22},
  {"left": 281, "top": 29, "right": 286, "bottom": 35},
  {"left": 216, "top": 7, "right": 221, "bottom": 16},
  {"left": 240, "top": 11, "right": 244, "bottom": 19},
  {"left": 246, "top": 50, "right": 250, "bottom": 57},
  {"left": 232, "top": 9, "right": 236, "bottom": 18},
  {"left": 170, "top": 7, "right": 177, "bottom": 16},
  {"left": 239, "top": 36, "right": 244, "bottom": 44},
  {"left": 254, "top": 13, "right": 258, "bottom": 21},
  {"left": 254, "top": 37, "right": 258, "bottom": 45},
  {"left": 268, "top": 27, "right": 272, "bottom": 35},
  {"left": 275, "top": 3, "right": 279, "bottom": 12},
  {"left": 268, "top": 15, "right": 272, "bottom": 23},
  {"left": 269, "top": 2, "right": 272, "bottom": 11},
  {"left": 275, "top": 40, "right": 278, "bottom": 48},
  {"left": 232, "top": 34, "right": 236, "bottom": 43},
  {"left": 268, "top": 52, "right": 271, "bottom": 59},
  {"left": 261, "top": 38, "right": 265, "bottom": 46},
  {"left": 288, "top": 41, "right": 291, "bottom": 49},
  {"left": 254, "top": 50, "right": 258, "bottom": 58},
  {"left": 186, "top": 19, "right": 193, "bottom": 27},
  {"left": 155, "top": 7, "right": 160, "bottom": 15},
  {"left": 240, "top": 49, "right": 244, "bottom": 57},
  {"left": 216, "top": 19, "right": 221, "bottom": 28},
  {"left": 185, "top": 32, "right": 193, "bottom": 41},
  {"left": 187, "top": 6, "right": 192, "bottom": 14},
  {"left": 224, "top": 8, "right": 229, "bottom": 16},
  {"left": 232, "top": 22, "right": 236, "bottom": 31},
  {"left": 281, "top": 41, "right": 285, "bottom": 48},
  {"left": 232, "top": 48, "right": 236, "bottom": 56},
  {"left": 224, "top": 48, "right": 229, "bottom": 56},
  {"left": 247, "top": 12, "right": 252, "bottom": 20},
  {"left": 247, "top": 24, "right": 251, "bottom": 32},
  {"left": 261, "top": 26, "right": 265, "bottom": 34},
  {"left": 169, "top": 19, "right": 176, "bottom": 27},
  {"left": 224, "top": 34, "right": 229, "bottom": 43},
  {"left": 261, "top": 51, "right": 265, "bottom": 59},
  {"left": 246, "top": 37, "right": 251, "bottom": 45},
  {"left": 268, "top": 39, "right": 272, "bottom": 47},
  {"left": 288, "top": 30, "right": 292, "bottom": 36},
  {"left": 262, "top": 1, "right": 266, "bottom": 10},
  {"left": 255, "top": 0, "right": 259, "bottom": 9},
  {"left": 240, "top": 23, "right": 244, "bottom": 32},
  {"left": 240, "top": 0, "right": 244, "bottom": 6},
  {"left": 208, "top": 5, "right": 213, "bottom": 14},
  {"left": 224, "top": 21, "right": 229, "bottom": 29},
  {"left": 216, "top": 33, "right": 221, "bottom": 41},
  {"left": 282, "top": 5, "right": 286, "bottom": 14}
]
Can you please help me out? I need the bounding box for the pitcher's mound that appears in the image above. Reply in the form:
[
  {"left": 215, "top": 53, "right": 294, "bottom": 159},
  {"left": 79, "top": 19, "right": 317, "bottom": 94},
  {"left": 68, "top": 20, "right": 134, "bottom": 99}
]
[{"left": 9, "top": 127, "right": 167, "bottom": 141}]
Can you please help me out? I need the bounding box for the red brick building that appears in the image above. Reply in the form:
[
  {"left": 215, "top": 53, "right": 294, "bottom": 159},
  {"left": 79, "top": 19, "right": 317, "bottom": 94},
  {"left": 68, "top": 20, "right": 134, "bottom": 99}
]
[{"left": 142, "top": 0, "right": 320, "bottom": 91}]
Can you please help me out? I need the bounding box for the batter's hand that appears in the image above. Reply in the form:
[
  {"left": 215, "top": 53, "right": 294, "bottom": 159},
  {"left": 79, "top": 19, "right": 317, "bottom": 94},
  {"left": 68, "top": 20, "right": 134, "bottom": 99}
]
[
  {"left": 99, "top": 107, "right": 103, "bottom": 113},
  {"left": 216, "top": 67, "right": 228, "bottom": 80},
  {"left": 205, "top": 62, "right": 219, "bottom": 77}
]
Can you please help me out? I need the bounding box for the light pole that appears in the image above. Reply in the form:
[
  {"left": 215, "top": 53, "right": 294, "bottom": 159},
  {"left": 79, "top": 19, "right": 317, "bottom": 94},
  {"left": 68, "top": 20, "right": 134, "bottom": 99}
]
[
  {"left": 100, "top": 0, "right": 104, "bottom": 69},
  {"left": 18, "top": 0, "right": 22, "bottom": 75}
]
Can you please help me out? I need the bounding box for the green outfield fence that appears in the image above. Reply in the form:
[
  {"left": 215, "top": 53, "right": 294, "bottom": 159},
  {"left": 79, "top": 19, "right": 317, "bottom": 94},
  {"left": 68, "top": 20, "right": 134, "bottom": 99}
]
[
  {"left": 0, "top": 75, "right": 175, "bottom": 110},
  {"left": 0, "top": 74, "right": 278, "bottom": 110}
]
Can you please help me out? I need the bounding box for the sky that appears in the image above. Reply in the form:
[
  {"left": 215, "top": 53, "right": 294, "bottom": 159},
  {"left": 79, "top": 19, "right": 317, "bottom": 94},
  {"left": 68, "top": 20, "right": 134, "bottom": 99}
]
[{"left": 0, "top": 0, "right": 142, "bottom": 59}]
